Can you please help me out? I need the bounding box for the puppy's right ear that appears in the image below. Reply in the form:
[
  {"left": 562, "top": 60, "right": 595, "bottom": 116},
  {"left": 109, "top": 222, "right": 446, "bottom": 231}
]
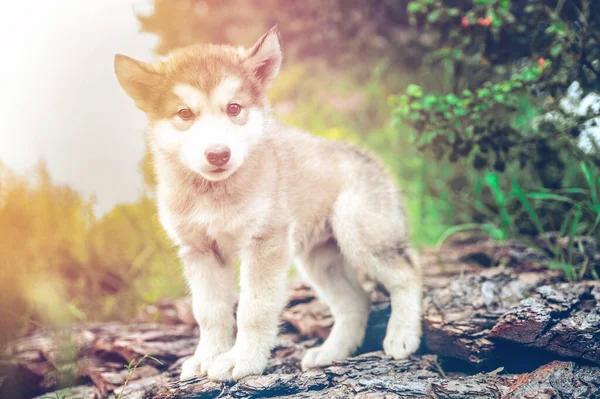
[{"left": 114, "top": 54, "right": 165, "bottom": 112}]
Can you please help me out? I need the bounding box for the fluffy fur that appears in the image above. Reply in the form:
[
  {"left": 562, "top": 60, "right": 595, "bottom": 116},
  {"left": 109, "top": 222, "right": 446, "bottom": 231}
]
[{"left": 114, "top": 26, "right": 422, "bottom": 382}]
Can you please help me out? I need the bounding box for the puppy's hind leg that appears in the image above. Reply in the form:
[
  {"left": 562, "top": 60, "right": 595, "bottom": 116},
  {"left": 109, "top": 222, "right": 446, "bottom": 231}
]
[
  {"left": 373, "top": 247, "right": 422, "bottom": 360},
  {"left": 297, "top": 240, "right": 371, "bottom": 371},
  {"left": 332, "top": 193, "right": 422, "bottom": 361}
]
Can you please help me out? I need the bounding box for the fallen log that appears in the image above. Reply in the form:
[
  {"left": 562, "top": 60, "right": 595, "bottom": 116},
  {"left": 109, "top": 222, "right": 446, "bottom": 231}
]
[
  {"left": 422, "top": 268, "right": 562, "bottom": 368},
  {"left": 151, "top": 353, "right": 515, "bottom": 399},
  {"left": 490, "top": 281, "right": 600, "bottom": 365}
]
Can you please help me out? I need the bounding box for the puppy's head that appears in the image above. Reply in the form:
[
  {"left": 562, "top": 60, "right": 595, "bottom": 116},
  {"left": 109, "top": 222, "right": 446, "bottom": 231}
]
[{"left": 114, "top": 27, "right": 282, "bottom": 181}]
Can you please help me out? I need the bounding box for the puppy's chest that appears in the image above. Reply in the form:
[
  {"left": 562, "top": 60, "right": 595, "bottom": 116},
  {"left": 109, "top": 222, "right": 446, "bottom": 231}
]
[{"left": 160, "top": 193, "right": 270, "bottom": 245}]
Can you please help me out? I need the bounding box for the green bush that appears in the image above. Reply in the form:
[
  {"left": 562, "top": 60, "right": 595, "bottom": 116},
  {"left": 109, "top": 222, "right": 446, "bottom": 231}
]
[{"left": 392, "top": 0, "right": 600, "bottom": 279}]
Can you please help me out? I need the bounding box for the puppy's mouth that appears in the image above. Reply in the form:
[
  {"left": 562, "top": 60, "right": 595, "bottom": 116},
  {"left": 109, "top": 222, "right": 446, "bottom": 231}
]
[{"left": 199, "top": 165, "right": 237, "bottom": 181}]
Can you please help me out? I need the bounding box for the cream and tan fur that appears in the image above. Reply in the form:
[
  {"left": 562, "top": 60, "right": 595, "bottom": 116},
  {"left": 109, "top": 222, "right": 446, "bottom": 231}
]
[{"left": 114, "top": 26, "right": 422, "bottom": 382}]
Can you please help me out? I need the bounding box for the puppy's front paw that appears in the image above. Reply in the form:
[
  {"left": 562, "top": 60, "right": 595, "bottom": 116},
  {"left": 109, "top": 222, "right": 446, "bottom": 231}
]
[
  {"left": 180, "top": 344, "right": 229, "bottom": 380},
  {"left": 180, "top": 356, "right": 203, "bottom": 381},
  {"left": 383, "top": 325, "right": 421, "bottom": 359},
  {"left": 301, "top": 345, "right": 350, "bottom": 371},
  {"left": 207, "top": 349, "right": 268, "bottom": 381}
]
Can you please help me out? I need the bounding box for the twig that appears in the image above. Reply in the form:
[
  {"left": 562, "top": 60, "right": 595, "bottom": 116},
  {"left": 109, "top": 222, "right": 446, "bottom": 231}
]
[
  {"left": 554, "top": 0, "right": 566, "bottom": 15},
  {"left": 430, "top": 355, "right": 447, "bottom": 379},
  {"left": 116, "top": 354, "right": 164, "bottom": 399}
]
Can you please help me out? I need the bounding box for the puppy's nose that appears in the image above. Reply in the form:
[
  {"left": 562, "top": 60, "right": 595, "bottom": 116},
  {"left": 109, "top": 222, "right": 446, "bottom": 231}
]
[{"left": 205, "top": 145, "right": 231, "bottom": 167}]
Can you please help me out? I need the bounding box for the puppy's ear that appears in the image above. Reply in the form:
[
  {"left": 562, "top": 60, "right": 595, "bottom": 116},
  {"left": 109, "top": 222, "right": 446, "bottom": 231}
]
[
  {"left": 114, "top": 54, "right": 166, "bottom": 112},
  {"left": 244, "top": 26, "right": 282, "bottom": 88}
]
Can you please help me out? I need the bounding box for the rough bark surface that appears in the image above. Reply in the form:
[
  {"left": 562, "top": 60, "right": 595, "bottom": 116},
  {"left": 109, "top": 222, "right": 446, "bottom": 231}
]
[
  {"left": 490, "top": 281, "right": 600, "bottom": 365},
  {"left": 422, "top": 268, "right": 563, "bottom": 367},
  {"left": 2, "top": 239, "right": 600, "bottom": 399}
]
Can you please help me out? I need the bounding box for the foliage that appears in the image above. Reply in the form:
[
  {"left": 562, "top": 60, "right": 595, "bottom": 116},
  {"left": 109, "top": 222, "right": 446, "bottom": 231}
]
[
  {"left": 391, "top": 64, "right": 546, "bottom": 167},
  {"left": 0, "top": 162, "right": 184, "bottom": 346},
  {"left": 392, "top": 0, "right": 600, "bottom": 278},
  {"left": 397, "top": 0, "right": 599, "bottom": 166}
]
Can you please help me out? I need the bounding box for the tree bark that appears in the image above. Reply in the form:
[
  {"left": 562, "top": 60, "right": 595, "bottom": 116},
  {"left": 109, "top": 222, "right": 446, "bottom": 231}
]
[{"left": 490, "top": 281, "right": 600, "bottom": 365}]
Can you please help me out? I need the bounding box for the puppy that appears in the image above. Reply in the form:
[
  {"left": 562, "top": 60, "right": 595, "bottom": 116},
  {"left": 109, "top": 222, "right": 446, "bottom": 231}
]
[{"left": 114, "top": 26, "right": 422, "bottom": 382}]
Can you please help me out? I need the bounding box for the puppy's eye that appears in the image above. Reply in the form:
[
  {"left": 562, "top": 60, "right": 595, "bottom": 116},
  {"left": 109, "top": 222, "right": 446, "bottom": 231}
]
[
  {"left": 178, "top": 108, "right": 195, "bottom": 120},
  {"left": 226, "top": 103, "right": 242, "bottom": 117}
]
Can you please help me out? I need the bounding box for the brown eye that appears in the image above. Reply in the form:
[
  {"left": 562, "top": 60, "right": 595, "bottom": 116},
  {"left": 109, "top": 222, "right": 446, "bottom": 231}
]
[
  {"left": 226, "top": 103, "right": 242, "bottom": 117},
  {"left": 178, "top": 108, "right": 194, "bottom": 120}
]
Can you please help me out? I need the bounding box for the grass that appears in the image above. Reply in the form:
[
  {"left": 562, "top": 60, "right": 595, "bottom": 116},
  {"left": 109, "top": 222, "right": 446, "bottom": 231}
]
[
  {"left": 116, "top": 354, "right": 164, "bottom": 399},
  {"left": 42, "top": 388, "right": 71, "bottom": 399},
  {"left": 429, "top": 355, "right": 447, "bottom": 379},
  {"left": 437, "top": 161, "right": 600, "bottom": 281},
  {"left": 0, "top": 163, "right": 185, "bottom": 346}
]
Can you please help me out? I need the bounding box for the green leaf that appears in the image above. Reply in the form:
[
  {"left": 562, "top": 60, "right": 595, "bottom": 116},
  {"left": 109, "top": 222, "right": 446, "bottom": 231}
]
[
  {"left": 126, "top": 358, "right": 136, "bottom": 370},
  {"left": 393, "top": 103, "right": 409, "bottom": 118},
  {"left": 547, "top": 262, "right": 576, "bottom": 281},
  {"left": 497, "top": 82, "right": 512, "bottom": 93},
  {"left": 485, "top": 172, "right": 505, "bottom": 206},
  {"left": 410, "top": 102, "right": 423, "bottom": 110},
  {"left": 407, "top": 2, "right": 423, "bottom": 13},
  {"left": 522, "top": 67, "right": 541, "bottom": 81},
  {"left": 423, "top": 95, "right": 438, "bottom": 110},
  {"left": 454, "top": 107, "right": 468, "bottom": 116},
  {"left": 477, "top": 88, "right": 491, "bottom": 98},
  {"left": 581, "top": 162, "right": 599, "bottom": 206},
  {"left": 550, "top": 44, "right": 562, "bottom": 57},
  {"left": 147, "top": 355, "right": 164, "bottom": 365},
  {"left": 511, "top": 179, "right": 556, "bottom": 254},
  {"left": 409, "top": 111, "right": 422, "bottom": 121},
  {"left": 548, "top": 23, "right": 566, "bottom": 34},
  {"left": 406, "top": 84, "right": 424, "bottom": 98},
  {"left": 417, "top": 131, "right": 436, "bottom": 145},
  {"left": 445, "top": 93, "right": 460, "bottom": 105},
  {"left": 526, "top": 193, "right": 577, "bottom": 205},
  {"left": 434, "top": 102, "right": 450, "bottom": 112},
  {"left": 500, "top": 0, "right": 511, "bottom": 10},
  {"left": 447, "top": 8, "right": 460, "bottom": 16},
  {"left": 557, "top": 188, "right": 588, "bottom": 195},
  {"left": 435, "top": 48, "right": 451, "bottom": 57},
  {"left": 436, "top": 223, "right": 505, "bottom": 248},
  {"left": 446, "top": 131, "right": 455, "bottom": 143},
  {"left": 451, "top": 48, "right": 463, "bottom": 58},
  {"left": 427, "top": 10, "right": 441, "bottom": 22}
]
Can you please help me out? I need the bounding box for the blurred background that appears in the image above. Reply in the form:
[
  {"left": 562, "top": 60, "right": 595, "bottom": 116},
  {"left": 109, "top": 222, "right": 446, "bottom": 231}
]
[{"left": 1, "top": 0, "right": 599, "bottom": 349}]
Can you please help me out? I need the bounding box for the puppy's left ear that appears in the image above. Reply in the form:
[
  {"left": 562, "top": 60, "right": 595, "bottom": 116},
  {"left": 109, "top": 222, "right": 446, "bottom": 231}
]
[{"left": 244, "top": 25, "right": 282, "bottom": 88}]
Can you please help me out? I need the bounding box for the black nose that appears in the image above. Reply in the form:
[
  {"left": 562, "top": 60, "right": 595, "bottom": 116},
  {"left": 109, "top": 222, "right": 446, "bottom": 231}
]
[{"left": 205, "top": 145, "right": 231, "bottom": 167}]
